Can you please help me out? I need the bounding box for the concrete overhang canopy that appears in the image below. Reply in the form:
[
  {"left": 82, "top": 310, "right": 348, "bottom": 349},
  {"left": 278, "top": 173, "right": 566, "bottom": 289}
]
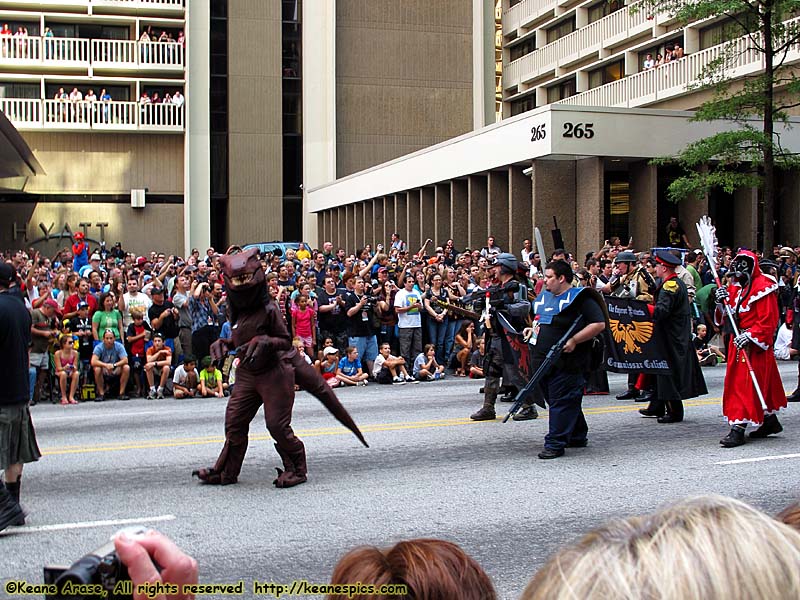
[
  {"left": 307, "top": 105, "right": 800, "bottom": 213},
  {"left": 0, "top": 109, "right": 44, "bottom": 179}
]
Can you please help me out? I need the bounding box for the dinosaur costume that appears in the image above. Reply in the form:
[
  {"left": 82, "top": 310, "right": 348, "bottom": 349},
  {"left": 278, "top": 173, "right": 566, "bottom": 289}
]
[{"left": 193, "top": 248, "right": 367, "bottom": 488}]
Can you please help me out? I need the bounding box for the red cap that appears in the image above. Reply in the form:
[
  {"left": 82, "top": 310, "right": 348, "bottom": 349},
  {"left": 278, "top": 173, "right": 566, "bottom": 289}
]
[
  {"left": 43, "top": 298, "right": 59, "bottom": 310},
  {"left": 74, "top": 232, "right": 84, "bottom": 239},
  {"left": 137, "top": 256, "right": 147, "bottom": 266}
]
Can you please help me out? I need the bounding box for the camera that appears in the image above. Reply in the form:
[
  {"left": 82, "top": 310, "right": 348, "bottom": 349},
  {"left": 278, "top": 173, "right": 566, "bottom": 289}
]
[{"left": 43, "top": 527, "right": 155, "bottom": 599}]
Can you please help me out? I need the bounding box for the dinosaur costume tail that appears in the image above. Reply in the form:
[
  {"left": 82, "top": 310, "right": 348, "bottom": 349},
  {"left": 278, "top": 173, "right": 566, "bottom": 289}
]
[{"left": 292, "top": 352, "right": 369, "bottom": 448}]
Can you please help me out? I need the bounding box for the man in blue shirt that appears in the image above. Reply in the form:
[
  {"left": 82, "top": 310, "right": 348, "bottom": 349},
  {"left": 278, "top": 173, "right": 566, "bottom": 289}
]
[{"left": 91, "top": 329, "right": 130, "bottom": 401}]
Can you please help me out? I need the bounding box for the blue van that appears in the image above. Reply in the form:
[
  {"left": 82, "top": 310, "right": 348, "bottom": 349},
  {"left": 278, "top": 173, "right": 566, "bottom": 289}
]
[{"left": 242, "top": 241, "right": 311, "bottom": 258}]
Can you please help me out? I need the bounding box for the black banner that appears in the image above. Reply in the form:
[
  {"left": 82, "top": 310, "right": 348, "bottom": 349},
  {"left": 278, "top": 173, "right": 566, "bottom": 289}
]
[{"left": 604, "top": 297, "right": 671, "bottom": 374}]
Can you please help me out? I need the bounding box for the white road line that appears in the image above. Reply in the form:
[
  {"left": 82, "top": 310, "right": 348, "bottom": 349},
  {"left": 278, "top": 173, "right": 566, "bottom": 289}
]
[
  {"left": 715, "top": 453, "right": 800, "bottom": 466},
  {"left": 0, "top": 514, "right": 176, "bottom": 535}
]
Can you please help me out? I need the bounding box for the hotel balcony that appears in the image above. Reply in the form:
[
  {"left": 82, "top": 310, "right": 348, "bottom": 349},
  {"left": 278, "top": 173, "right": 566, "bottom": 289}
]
[
  {"left": 0, "top": 37, "right": 184, "bottom": 71},
  {"left": 504, "top": 4, "right": 652, "bottom": 91},
  {"left": 558, "top": 16, "right": 800, "bottom": 109},
  {"left": 0, "top": 0, "right": 184, "bottom": 16},
  {"left": 0, "top": 98, "right": 184, "bottom": 132}
]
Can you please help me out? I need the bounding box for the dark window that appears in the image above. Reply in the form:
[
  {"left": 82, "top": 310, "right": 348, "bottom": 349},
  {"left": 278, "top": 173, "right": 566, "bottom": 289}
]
[
  {"left": 546, "top": 17, "right": 575, "bottom": 44},
  {"left": 546, "top": 78, "right": 576, "bottom": 103},
  {"left": 699, "top": 17, "right": 753, "bottom": 49},
  {"left": 0, "top": 83, "right": 40, "bottom": 99},
  {"left": 282, "top": 0, "right": 300, "bottom": 22},
  {"left": 510, "top": 94, "right": 535, "bottom": 116},
  {"left": 210, "top": 0, "right": 228, "bottom": 249},
  {"left": 588, "top": 0, "right": 623, "bottom": 24},
  {"left": 2, "top": 21, "right": 40, "bottom": 37},
  {"left": 509, "top": 37, "right": 535, "bottom": 61},
  {"left": 588, "top": 59, "right": 624, "bottom": 89}
]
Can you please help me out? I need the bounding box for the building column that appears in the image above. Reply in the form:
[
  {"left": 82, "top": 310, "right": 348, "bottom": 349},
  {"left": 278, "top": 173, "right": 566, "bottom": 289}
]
[
  {"left": 678, "top": 190, "right": 708, "bottom": 249},
  {"left": 779, "top": 171, "right": 800, "bottom": 245},
  {"left": 184, "top": 0, "right": 211, "bottom": 255},
  {"left": 509, "top": 165, "right": 533, "bottom": 257},
  {"left": 435, "top": 182, "right": 452, "bottom": 244},
  {"left": 373, "top": 198, "right": 384, "bottom": 252},
  {"left": 488, "top": 170, "right": 510, "bottom": 251},
  {"left": 345, "top": 204, "right": 355, "bottom": 253},
  {"left": 382, "top": 196, "right": 395, "bottom": 249},
  {"left": 334, "top": 206, "right": 343, "bottom": 250},
  {"left": 363, "top": 201, "right": 374, "bottom": 249},
  {"left": 318, "top": 212, "right": 327, "bottom": 244},
  {"left": 629, "top": 161, "right": 658, "bottom": 252},
  {"left": 302, "top": 0, "right": 336, "bottom": 246},
  {"left": 395, "top": 192, "right": 408, "bottom": 247},
  {"left": 734, "top": 186, "right": 759, "bottom": 250},
  {"left": 407, "top": 189, "right": 421, "bottom": 253},
  {"left": 421, "top": 187, "right": 435, "bottom": 249},
  {"left": 468, "top": 174, "right": 488, "bottom": 251},
  {"left": 354, "top": 202, "right": 365, "bottom": 250},
  {"left": 532, "top": 160, "right": 576, "bottom": 256},
  {"left": 451, "top": 179, "right": 469, "bottom": 250},
  {"left": 576, "top": 158, "right": 603, "bottom": 261}
]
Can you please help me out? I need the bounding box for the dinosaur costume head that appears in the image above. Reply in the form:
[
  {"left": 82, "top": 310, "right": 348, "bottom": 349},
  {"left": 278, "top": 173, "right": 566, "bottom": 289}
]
[{"left": 219, "top": 247, "right": 269, "bottom": 320}]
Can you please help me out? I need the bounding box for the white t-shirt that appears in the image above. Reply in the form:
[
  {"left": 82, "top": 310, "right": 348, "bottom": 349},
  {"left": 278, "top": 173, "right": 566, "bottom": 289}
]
[
  {"left": 774, "top": 324, "right": 793, "bottom": 360},
  {"left": 122, "top": 291, "right": 152, "bottom": 327},
  {"left": 394, "top": 288, "right": 423, "bottom": 329},
  {"left": 173, "top": 364, "right": 197, "bottom": 386},
  {"left": 372, "top": 353, "right": 387, "bottom": 377}
]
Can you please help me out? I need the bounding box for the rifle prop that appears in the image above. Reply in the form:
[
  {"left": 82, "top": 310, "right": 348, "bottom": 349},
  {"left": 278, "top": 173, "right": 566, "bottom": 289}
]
[
  {"left": 430, "top": 296, "right": 480, "bottom": 320},
  {"left": 551, "top": 216, "right": 565, "bottom": 252},
  {"left": 504, "top": 315, "right": 584, "bottom": 422},
  {"left": 534, "top": 227, "right": 547, "bottom": 270},
  {"left": 696, "top": 215, "right": 767, "bottom": 411}
]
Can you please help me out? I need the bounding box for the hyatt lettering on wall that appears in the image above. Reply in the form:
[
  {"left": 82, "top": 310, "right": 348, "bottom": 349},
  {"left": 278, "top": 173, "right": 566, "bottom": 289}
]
[{"left": 12, "top": 220, "right": 110, "bottom": 247}]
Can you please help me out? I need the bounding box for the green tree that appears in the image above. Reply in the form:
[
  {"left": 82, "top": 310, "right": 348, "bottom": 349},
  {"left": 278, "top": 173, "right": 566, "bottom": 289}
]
[{"left": 640, "top": 0, "right": 800, "bottom": 251}]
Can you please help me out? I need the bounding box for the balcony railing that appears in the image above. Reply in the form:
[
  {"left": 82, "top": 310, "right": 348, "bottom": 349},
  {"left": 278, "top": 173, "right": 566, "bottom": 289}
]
[
  {"left": 1, "top": 98, "right": 184, "bottom": 131},
  {"left": 0, "top": 0, "right": 183, "bottom": 11},
  {"left": 503, "top": 0, "right": 558, "bottom": 34},
  {"left": 558, "top": 16, "right": 800, "bottom": 108},
  {"left": 0, "top": 36, "right": 184, "bottom": 69},
  {"left": 504, "top": 4, "right": 651, "bottom": 90},
  {"left": 93, "top": 0, "right": 184, "bottom": 8}
]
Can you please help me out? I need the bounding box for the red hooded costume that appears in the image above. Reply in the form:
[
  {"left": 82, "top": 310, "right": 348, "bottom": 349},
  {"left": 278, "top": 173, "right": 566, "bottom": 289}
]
[{"left": 721, "top": 250, "right": 786, "bottom": 425}]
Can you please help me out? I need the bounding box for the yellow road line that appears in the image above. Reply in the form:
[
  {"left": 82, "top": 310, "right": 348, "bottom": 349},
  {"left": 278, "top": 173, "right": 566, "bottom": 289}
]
[{"left": 41, "top": 397, "right": 723, "bottom": 456}]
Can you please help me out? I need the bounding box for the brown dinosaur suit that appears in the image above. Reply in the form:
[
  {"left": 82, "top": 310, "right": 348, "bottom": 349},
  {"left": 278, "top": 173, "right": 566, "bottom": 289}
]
[{"left": 193, "top": 248, "right": 367, "bottom": 488}]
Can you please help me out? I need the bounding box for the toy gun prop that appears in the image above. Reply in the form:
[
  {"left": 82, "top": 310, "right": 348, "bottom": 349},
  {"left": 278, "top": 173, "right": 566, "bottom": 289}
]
[
  {"left": 481, "top": 290, "right": 491, "bottom": 324},
  {"left": 504, "top": 315, "right": 584, "bottom": 422},
  {"left": 696, "top": 215, "right": 767, "bottom": 412},
  {"left": 430, "top": 296, "right": 481, "bottom": 320}
]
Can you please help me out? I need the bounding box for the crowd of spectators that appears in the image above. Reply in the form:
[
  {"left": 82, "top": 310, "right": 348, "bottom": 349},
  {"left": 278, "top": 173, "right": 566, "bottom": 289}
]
[
  {"left": 4, "top": 219, "right": 799, "bottom": 404},
  {"left": 642, "top": 42, "right": 685, "bottom": 70}
]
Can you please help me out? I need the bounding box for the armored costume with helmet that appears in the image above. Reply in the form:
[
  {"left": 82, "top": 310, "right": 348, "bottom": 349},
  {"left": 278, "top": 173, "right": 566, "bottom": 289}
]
[
  {"left": 470, "top": 253, "right": 532, "bottom": 421},
  {"left": 607, "top": 251, "right": 655, "bottom": 302}
]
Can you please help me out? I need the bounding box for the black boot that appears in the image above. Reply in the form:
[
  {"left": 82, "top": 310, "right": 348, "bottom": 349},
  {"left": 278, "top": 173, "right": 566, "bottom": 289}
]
[
  {"left": 616, "top": 388, "right": 639, "bottom": 400},
  {"left": 0, "top": 485, "right": 23, "bottom": 533},
  {"left": 512, "top": 405, "right": 538, "bottom": 421},
  {"left": 470, "top": 405, "right": 496, "bottom": 421},
  {"left": 720, "top": 425, "right": 746, "bottom": 448},
  {"left": 5, "top": 479, "right": 25, "bottom": 526},
  {"left": 749, "top": 414, "right": 783, "bottom": 438},
  {"left": 787, "top": 389, "right": 800, "bottom": 402}
]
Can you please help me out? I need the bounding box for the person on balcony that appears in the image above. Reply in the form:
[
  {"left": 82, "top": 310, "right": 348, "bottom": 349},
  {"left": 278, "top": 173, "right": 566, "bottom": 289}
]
[
  {"left": 171, "top": 90, "right": 184, "bottom": 108},
  {"left": 139, "top": 29, "right": 151, "bottom": 63}
]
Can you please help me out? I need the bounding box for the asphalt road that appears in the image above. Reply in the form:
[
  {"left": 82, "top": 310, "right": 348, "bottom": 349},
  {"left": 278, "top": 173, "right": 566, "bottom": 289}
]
[{"left": 2, "top": 363, "right": 800, "bottom": 599}]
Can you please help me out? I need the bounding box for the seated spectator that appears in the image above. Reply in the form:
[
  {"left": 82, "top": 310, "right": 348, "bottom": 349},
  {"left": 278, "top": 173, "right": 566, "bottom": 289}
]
[
  {"left": 521, "top": 495, "right": 800, "bottom": 599},
  {"left": 173, "top": 355, "right": 199, "bottom": 399},
  {"left": 337, "top": 346, "right": 369, "bottom": 386},
  {"left": 317, "top": 337, "right": 335, "bottom": 363},
  {"left": 452, "top": 321, "right": 475, "bottom": 376},
  {"left": 469, "top": 337, "right": 486, "bottom": 378},
  {"left": 92, "top": 292, "right": 124, "bottom": 342},
  {"left": 329, "top": 538, "right": 496, "bottom": 600},
  {"left": 69, "top": 301, "right": 94, "bottom": 363},
  {"left": 126, "top": 309, "right": 152, "bottom": 397},
  {"left": 775, "top": 318, "right": 796, "bottom": 361},
  {"left": 316, "top": 346, "right": 341, "bottom": 387},
  {"left": 198, "top": 356, "right": 225, "bottom": 398},
  {"left": 372, "top": 342, "right": 414, "bottom": 384},
  {"left": 54, "top": 335, "right": 79, "bottom": 405},
  {"left": 694, "top": 323, "right": 726, "bottom": 366},
  {"left": 145, "top": 332, "right": 172, "bottom": 399},
  {"left": 91, "top": 329, "right": 130, "bottom": 401},
  {"left": 413, "top": 343, "right": 445, "bottom": 381}
]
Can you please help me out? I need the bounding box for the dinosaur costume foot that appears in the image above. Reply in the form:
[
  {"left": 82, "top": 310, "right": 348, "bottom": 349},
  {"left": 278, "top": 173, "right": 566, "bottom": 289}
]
[
  {"left": 192, "top": 467, "right": 237, "bottom": 485},
  {"left": 273, "top": 467, "right": 307, "bottom": 488},
  {"left": 272, "top": 443, "right": 308, "bottom": 488}
]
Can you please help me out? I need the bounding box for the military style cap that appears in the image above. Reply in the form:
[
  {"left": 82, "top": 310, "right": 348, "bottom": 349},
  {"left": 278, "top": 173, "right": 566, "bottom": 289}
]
[
  {"left": 615, "top": 251, "right": 637, "bottom": 263},
  {"left": 654, "top": 249, "right": 682, "bottom": 267}
]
